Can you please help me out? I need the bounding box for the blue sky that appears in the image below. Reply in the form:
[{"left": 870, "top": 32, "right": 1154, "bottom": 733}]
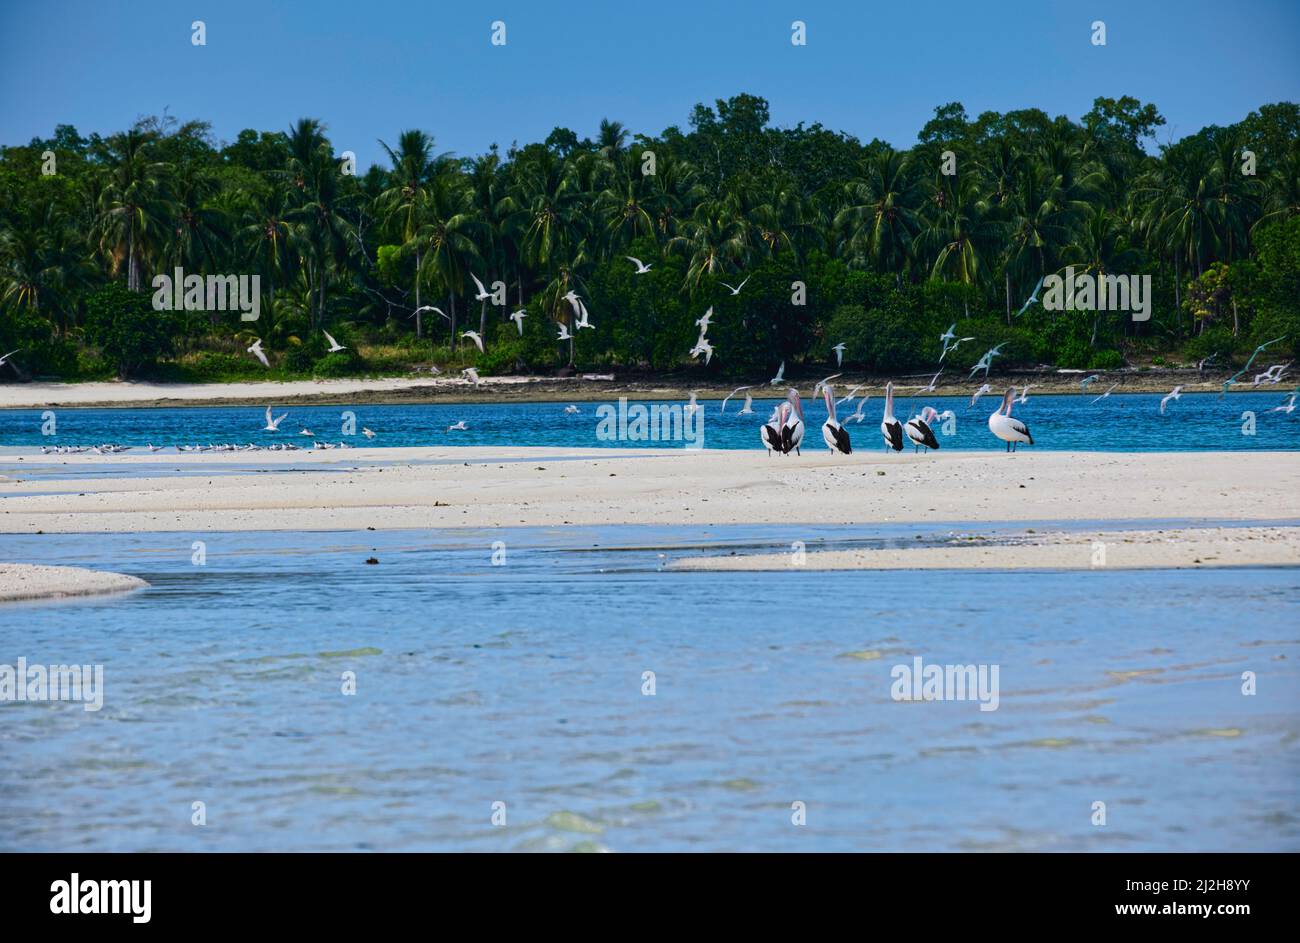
[{"left": 2, "top": 0, "right": 1297, "bottom": 169}]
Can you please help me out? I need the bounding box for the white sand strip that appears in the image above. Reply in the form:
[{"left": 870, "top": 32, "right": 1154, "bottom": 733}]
[
  {"left": 0, "top": 564, "right": 148, "bottom": 603},
  {"left": 0, "top": 449, "right": 1297, "bottom": 536},
  {"left": 671, "top": 526, "right": 1300, "bottom": 571}
]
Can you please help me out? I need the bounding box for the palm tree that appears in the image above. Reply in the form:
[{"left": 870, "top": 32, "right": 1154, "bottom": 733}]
[
  {"left": 282, "top": 119, "right": 355, "bottom": 328},
  {"left": 668, "top": 196, "right": 748, "bottom": 291},
  {"left": 920, "top": 171, "right": 999, "bottom": 315},
  {"left": 1063, "top": 205, "right": 1143, "bottom": 345},
  {"left": 95, "top": 127, "right": 173, "bottom": 290},
  {"left": 377, "top": 129, "right": 447, "bottom": 336},
  {"left": 596, "top": 119, "right": 628, "bottom": 159},
  {"left": 835, "top": 148, "right": 922, "bottom": 278}
]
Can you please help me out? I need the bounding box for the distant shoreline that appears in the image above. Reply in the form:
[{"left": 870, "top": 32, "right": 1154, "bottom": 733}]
[
  {"left": 0, "top": 367, "right": 1280, "bottom": 410},
  {"left": 2, "top": 448, "right": 1297, "bottom": 541}
]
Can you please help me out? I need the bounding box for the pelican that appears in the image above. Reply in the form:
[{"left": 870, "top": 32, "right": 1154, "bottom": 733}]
[
  {"left": 362, "top": 427, "right": 376, "bottom": 439},
  {"left": 989, "top": 389, "right": 1034, "bottom": 451},
  {"left": 761, "top": 405, "right": 784, "bottom": 455},
  {"left": 720, "top": 275, "right": 750, "bottom": 295},
  {"left": 904, "top": 407, "right": 941, "bottom": 453},
  {"left": 720, "top": 386, "right": 753, "bottom": 416},
  {"left": 782, "top": 389, "right": 805, "bottom": 455},
  {"left": 469, "top": 273, "right": 492, "bottom": 302},
  {"left": 262, "top": 406, "right": 288, "bottom": 432},
  {"left": 323, "top": 330, "right": 346, "bottom": 352},
  {"left": 820, "top": 384, "right": 852, "bottom": 454},
  {"left": 880, "top": 382, "right": 903, "bottom": 452},
  {"left": 461, "top": 331, "right": 485, "bottom": 353},
  {"left": 247, "top": 338, "right": 270, "bottom": 368},
  {"left": 969, "top": 383, "right": 992, "bottom": 407},
  {"left": 446, "top": 421, "right": 468, "bottom": 432},
  {"left": 627, "top": 256, "right": 652, "bottom": 274},
  {"left": 769, "top": 361, "right": 786, "bottom": 386},
  {"left": 1160, "top": 386, "right": 1183, "bottom": 415},
  {"left": 509, "top": 309, "right": 527, "bottom": 335},
  {"left": 831, "top": 343, "right": 847, "bottom": 367}
]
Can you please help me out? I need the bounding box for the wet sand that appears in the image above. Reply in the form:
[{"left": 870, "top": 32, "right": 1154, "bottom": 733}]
[
  {"left": 1, "top": 449, "right": 1297, "bottom": 567},
  {"left": 0, "top": 366, "right": 1268, "bottom": 409},
  {"left": 0, "top": 563, "right": 148, "bottom": 602}
]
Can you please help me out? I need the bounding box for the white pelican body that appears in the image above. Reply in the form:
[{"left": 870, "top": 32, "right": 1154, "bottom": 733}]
[
  {"left": 761, "top": 406, "right": 783, "bottom": 455},
  {"left": 904, "top": 407, "right": 940, "bottom": 452},
  {"left": 820, "top": 385, "right": 852, "bottom": 454},
  {"left": 989, "top": 389, "right": 1033, "bottom": 451},
  {"left": 781, "top": 389, "right": 805, "bottom": 455},
  {"left": 880, "top": 382, "right": 903, "bottom": 452}
]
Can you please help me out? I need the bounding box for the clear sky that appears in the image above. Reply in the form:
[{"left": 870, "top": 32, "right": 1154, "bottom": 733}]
[{"left": 2, "top": 0, "right": 1297, "bottom": 169}]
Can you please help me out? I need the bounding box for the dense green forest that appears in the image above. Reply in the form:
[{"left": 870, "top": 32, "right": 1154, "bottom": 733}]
[{"left": 1, "top": 93, "right": 1298, "bottom": 382}]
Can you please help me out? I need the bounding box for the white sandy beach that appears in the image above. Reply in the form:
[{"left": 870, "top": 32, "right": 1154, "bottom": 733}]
[
  {"left": 0, "top": 563, "right": 148, "bottom": 602},
  {"left": 2, "top": 449, "right": 1298, "bottom": 569},
  {"left": 671, "top": 525, "right": 1300, "bottom": 571},
  {"left": 0, "top": 370, "right": 1264, "bottom": 409}
]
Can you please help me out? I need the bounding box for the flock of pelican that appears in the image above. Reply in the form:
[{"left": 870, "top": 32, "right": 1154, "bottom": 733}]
[{"left": 758, "top": 381, "right": 1032, "bottom": 456}]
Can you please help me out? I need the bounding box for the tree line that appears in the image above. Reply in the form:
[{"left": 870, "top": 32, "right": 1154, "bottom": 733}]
[{"left": 1, "top": 94, "right": 1298, "bottom": 381}]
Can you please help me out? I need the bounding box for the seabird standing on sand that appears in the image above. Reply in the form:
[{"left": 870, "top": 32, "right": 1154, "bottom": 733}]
[
  {"left": 988, "top": 389, "right": 1034, "bottom": 452},
  {"left": 880, "top": 382, "right": 904, "bottom": 452},
  {"left": 904, "top": 407, "right": 941, "bottom": 452},
  {"left": 782, "top": 389, "right": 806, "bottom": 455},
  {"left": 820, "top": 384, "right": 852, "bottom": 454}
]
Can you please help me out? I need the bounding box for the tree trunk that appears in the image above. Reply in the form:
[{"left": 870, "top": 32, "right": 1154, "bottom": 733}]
[
  {"left": 449, "top": 291, "right": 457, "bottom": 353},
  {"left": 414, "top": 248, "right": 422, "bottom": 339},
  {"left": 1005, "top": 269, "right": 1012, "bottom": 324},
  {"left": 479, "top": 298, "right": 487, "bottom": 348},
  {"left": 1231, "top": 297, "right": 1239, "bottom": 336}
]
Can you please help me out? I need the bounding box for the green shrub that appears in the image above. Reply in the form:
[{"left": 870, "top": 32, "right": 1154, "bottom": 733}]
[
  {"left": 312, "top": 351, "right": 360, "bottom": 377},
  {"left": 1088, "top": 349, "right": 1125, "bottom": 370},
  {"left": 1184, "top": 326, "right": 1237, "bottom": 365},
  {"left": 83, "top": 282, "right": 179, "bottom": 377}
]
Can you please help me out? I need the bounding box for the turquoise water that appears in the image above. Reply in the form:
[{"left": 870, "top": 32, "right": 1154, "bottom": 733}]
[
  {"left": 2, "top": 523, "right": 1297, "bottom": 852},
  {"left": 1, "top": 391, "right": 1298, "bottom": 451}
]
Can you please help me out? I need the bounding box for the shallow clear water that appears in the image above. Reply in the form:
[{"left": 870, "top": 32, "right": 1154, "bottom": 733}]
[
  {"left": 2, "top": 523, "right": 1297, "bottom": 852},
  {"left": 2, "top": 391, "right": 1298, "bottom": 451}
]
